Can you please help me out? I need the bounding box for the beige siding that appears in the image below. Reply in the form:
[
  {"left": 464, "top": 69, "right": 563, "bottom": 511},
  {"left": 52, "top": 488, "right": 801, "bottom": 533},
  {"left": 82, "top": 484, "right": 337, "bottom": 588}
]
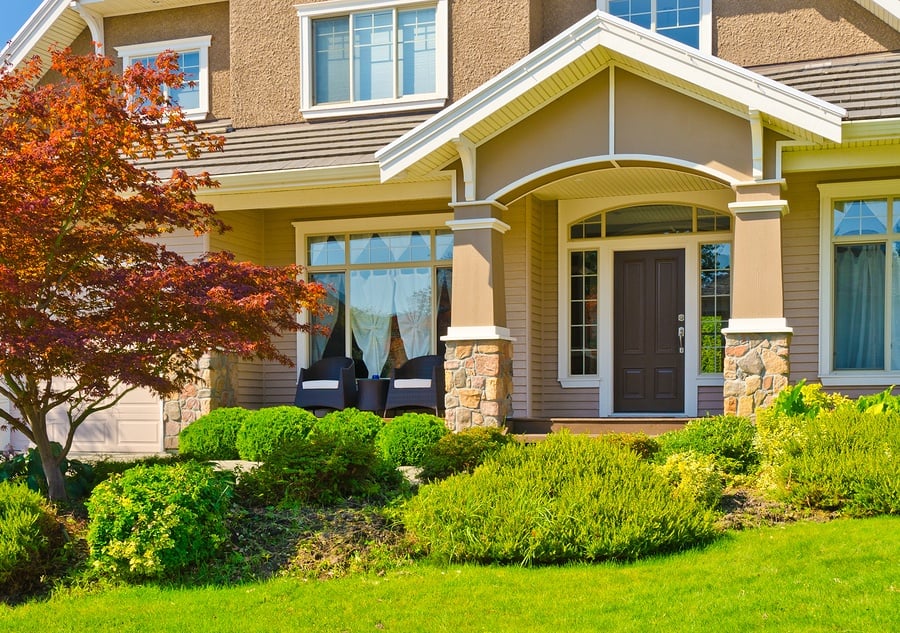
[
  {"left": 697, "top": 386, "right": 724, "bottom": 416},
  {"left": 504, "top": 199, "right": 529, "bottom": 417},
  {"left": 159, "top": 228, "right": 209, "bottom": 262}
]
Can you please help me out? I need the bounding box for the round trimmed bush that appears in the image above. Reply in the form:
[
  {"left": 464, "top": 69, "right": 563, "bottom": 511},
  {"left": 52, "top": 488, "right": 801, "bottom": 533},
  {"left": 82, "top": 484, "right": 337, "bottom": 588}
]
[
  {"left": 178, "top": 407, "right": 250, "bottom": 460},
  {"left": 86, "top": 461, "right": 232, "bottom": 579},
  {"left": 655, "top": 415, "right": 759, "bottom": 474},
  {"left": 236, "top": 406, "right": 318, "bottom": 461},
  {"left": 403, "top": 432, "right": 719, "bottom": 564},
  {"left": 315, "top": 408, "right": 384, "bottom": 443},
  {"left": 237, "top": 430, "right": 403, "bottom": 507},
  {"left": 418, "top": 426, "right": 515, "bottom": 481},
  {"left": 375, "top": 412, "right": 449, "bottom": 467},
  {"left": 0, "top": 483, "right": 61, "bottom": 596},
  {"left": 655, "top": 451, "right": 724, "bottom": 509}
]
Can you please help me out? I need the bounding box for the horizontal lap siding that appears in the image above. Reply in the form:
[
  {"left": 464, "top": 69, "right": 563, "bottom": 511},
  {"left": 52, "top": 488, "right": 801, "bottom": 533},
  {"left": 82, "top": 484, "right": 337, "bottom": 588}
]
[
  {"left": 697, "top": 386, "right": 724, "bottom": 416},
  {"left": 211, "top": 211, "right": 266, "bottom": 409},
  {"left": 505, "top": 200, "right": 529, "bottom": 418}
]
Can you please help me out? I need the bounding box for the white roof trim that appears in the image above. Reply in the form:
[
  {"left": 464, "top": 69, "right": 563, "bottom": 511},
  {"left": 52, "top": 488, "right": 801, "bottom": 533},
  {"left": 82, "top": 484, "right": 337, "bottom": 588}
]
[
  {"left": 1, "top": 0, "right": 70, "bottom": 68},
  {"left": 853, "top": 0, "right": 900, "bottom": 31},
  {"left": 376, "top": 10, "right": 846, "bottom": 182}
]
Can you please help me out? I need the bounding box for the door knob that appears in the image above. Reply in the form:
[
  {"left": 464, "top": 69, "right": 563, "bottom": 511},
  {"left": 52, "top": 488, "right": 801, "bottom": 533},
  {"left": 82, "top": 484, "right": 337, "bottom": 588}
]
[{"left": 677, "top": 326, "right": 685, "bottom": 354}]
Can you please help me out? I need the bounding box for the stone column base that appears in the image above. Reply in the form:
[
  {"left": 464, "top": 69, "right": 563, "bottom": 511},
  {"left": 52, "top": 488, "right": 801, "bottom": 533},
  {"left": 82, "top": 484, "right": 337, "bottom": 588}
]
[
  {"left": 163, "top": 353, "right": 238, "bottom": 449},
  {"left": 723, "top": 332, "right": 791, "bottom": 418},
  {"left": 443, "top": 340, "right": 513, "bottom": 431}
]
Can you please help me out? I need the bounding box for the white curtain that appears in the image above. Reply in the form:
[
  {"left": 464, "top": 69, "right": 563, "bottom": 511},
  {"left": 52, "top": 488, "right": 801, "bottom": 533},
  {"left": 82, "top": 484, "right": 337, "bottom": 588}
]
[
  {"left": 834, "top": 244, "right": 885, "bottom": 370},
  {"left": 350, "top": 270, "right": 394, "bottom": 377},
  {"left": 393, "top": 268, "right": 432, "bottom": 360},
  {"left": 310, "top": 273, "right": 344, "bottom": 363},
  {"left": 893, "top": 246, "right": 900, "bottom": 371}
]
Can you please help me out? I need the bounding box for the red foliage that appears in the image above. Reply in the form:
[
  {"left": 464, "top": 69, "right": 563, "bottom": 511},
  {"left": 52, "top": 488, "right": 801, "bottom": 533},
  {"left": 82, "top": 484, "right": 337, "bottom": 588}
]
[{"left": 0, "top": 50, "right": 326, "bottom": 498}]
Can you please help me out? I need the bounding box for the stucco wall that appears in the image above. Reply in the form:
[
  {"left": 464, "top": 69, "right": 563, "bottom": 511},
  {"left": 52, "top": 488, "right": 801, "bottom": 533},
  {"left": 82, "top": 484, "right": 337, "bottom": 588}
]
[
  {"left": 715, "top": 0, "right": 900, "bottom": 66},
  {"left": 105, "top": 2, "right": 231, "bottom": 120},
  {"left": 539, "top": 0, "right": 594, "bottom": 45}
]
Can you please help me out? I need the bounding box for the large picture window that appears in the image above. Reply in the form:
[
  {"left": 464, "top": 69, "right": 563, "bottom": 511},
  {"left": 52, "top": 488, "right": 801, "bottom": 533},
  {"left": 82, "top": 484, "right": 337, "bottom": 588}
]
[
  {"left": 298, "top": 0, "right": 448, "bottom": 118},
  {"left": 306, "top": 229, "right": 452, "bottom": 378}
]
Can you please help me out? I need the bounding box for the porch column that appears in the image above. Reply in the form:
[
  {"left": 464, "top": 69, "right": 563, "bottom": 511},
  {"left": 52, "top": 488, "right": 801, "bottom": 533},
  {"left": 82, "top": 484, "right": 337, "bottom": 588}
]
[
  {"left": 442, "top": 201, "right": 514, "bottom": 431},
  {"left": 723, "top": 182, "right": 792, "bottom": 417},
  {"left": 163, "top": 352, "right": 238, "bottom": 449}
]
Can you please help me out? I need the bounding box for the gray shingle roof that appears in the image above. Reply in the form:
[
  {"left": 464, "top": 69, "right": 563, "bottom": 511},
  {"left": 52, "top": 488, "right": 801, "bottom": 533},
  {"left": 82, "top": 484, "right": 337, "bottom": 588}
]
[
  {"left": 752, "top": 51, "right": 900, "bottom": 121},
  {"left": 140, "top": 111, "right": 435, "bottom": 178}
]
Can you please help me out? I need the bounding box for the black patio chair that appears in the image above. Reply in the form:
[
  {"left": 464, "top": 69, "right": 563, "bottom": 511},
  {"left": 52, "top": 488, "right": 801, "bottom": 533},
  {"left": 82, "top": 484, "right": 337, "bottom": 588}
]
[
  {"left": 384, "top": 354, "right": 445, "bottom": 417},
  {"left": 294, "top": 356, "right": 357, "bottom": 412}
]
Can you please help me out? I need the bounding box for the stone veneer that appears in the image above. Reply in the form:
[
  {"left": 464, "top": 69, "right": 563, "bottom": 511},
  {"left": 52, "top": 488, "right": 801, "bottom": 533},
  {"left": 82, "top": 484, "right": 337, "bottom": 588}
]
[
  {"left": 443, "top": 340, "right": 514, "bottom": 431},
  {"left": 163, "top": 353, "right": 238, "bottom": 449},
  {"left": 723, "top": 333, "right": 791, "bottom": 418}
]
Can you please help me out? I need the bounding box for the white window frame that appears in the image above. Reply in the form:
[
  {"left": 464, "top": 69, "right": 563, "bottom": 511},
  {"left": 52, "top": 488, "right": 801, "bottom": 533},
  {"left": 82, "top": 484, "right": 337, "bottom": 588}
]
[
  {"left": 818, "top": 180, "right": 900, "bottom": 386},
  {"left": 297, "top": 0, "right": 449, "bottom": 120},
  {"left": 293, "top": 212, "right": 453, "bottom": 372},
  {"left": 115, "top": 36, "right": 212, "bottom": 121},
  {"left": 597, "top": 0, "right": 712, "bottom": 55},
  {"left": 558, "top": 193, "right": 732, "bottom": 417}
]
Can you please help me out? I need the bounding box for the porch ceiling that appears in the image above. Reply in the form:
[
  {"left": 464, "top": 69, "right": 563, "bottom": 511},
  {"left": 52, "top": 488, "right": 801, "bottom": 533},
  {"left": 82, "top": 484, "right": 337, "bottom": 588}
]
[{"left": 530, "top": 166, "right": 731, "bottom": 202}]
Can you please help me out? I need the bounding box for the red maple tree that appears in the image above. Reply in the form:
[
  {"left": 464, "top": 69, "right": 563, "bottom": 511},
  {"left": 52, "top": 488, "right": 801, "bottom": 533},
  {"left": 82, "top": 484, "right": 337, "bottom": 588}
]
[{"left": 0, "top": 49, "right": 326, "bottom": 500}]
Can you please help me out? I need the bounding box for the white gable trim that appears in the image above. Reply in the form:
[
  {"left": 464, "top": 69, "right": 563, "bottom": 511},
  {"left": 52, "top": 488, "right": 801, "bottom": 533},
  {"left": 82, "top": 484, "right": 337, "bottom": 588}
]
[
  {"left": 853, "top": 0, "right": 900, "bottom": 31},
  {"left": 1, "top": 0, "right": 70, "bottom": 68},
  {"left": 377, "top": 10, "right": 846, "bottom": 183}
]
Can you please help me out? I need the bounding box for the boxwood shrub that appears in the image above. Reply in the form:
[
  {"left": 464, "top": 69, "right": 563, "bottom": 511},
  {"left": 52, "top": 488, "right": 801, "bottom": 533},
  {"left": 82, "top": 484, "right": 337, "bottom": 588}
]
[
  {"left": 654, "top": 415, "right": 759, "bottom": 475},
  {"left": 403, "top": 432, "right": 719, "bottom": 564},
  {"left": 86, "top": 461, "right": 232, "bottom": 579},
  {"left": 236, "top": 406, "right": 318, "bottom": 461},
  {"left": 376, "top": 412, "right": 449, "bottom": 467},
  {"left": 179, "top": 407, "right": 250, "bottom": 460},
  {"left": 418, "top": 426, "right": 515, "bottom": 481},
  {"left": 0, "top": 483, "right": 62, "bottom": 598},
  {"left": 314, "top": 408, "right": 384, "bottom": 443}
]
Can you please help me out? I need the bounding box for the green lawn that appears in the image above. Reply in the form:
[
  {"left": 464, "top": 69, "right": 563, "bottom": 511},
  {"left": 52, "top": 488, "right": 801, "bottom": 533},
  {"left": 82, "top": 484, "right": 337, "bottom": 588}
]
[{"left": 5, "top": 517, "right": 898, "bottom": 633}]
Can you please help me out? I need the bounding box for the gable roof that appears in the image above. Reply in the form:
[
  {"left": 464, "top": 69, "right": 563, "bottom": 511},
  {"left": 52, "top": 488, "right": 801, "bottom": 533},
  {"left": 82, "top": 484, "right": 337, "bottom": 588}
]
[
  {"left": 753, "top": 51, "right": 900, "bottom": 121},
  {"left": 376, "top": 11, "right": 846, "bottom": 183}
]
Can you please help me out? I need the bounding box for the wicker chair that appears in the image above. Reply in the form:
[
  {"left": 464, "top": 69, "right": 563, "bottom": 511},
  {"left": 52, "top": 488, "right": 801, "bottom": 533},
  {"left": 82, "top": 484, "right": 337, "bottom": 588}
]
[
  {"left": 294, "top": 356, "right": 357, "bottom": 412},
  {"left": 384, "top": 354, "right": 445, "bottom": 416}
]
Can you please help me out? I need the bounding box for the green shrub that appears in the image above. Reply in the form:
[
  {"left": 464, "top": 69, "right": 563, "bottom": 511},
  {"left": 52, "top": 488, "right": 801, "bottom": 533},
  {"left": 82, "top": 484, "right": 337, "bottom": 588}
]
[
  {"left": 0, "top": 483, "right": 61, "bottom": 597},
  {"left": 762, "top": 407, "right": 900, "bottom": 516},
  {"left": 654, "top": 415, "right": 759, "bottom": 475},
  {"left": 0, "top": 442, "right": 94, "bottom": 500},
  {"left": 403, "top": 432, "right": 719, "bottom": 564},
  {"left": 237, "top": 430, "right": 403, "bottom": 507},
  {"left": 418, "top": 426, "right": 515, "bottom": 481},
  {"left": 314, "top": 408, "right": 384, "bottom": 443},
  {"left": 655, "top": 451, "right": 724, "bottom": 509},
  {"left": 376, "top": 412, "right": 449, "bottom": 467},
  {"left": 598, "top": 432, "right": 660, "bottom": 460},
  {"left": 236, "top": 406, "right": 318, "bottom": 461},
  {"left": 856, "top": 386, "right": 900, "bottom": 414},
  {"left": 179, "top": 407, "right": 250, "bottom": 460},
  {"left": 86, "top": 461, "right": 232, "bottom": 579}
]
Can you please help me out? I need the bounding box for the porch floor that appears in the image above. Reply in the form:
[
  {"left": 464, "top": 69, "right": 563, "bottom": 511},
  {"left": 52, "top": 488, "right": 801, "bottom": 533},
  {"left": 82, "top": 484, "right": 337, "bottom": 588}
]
[{"left": 506, "top": 417, "right": 692, "bottom": 442}]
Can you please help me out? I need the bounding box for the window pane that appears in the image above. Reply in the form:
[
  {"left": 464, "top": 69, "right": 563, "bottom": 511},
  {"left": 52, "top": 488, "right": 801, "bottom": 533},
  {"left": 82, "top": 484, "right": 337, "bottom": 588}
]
[
  {"left": 834, "top": 199, "right": 888, "bottom": 236},
  {"left": 834, "top": 243, "right": 885, "bottom": 370},
  {"left": 697, "top": 208, "right": 731, "bottom": 232},
  {"left": 398, "top": 8, "right": 436, "bottom": 96},
  {"left": 171, "top": 51, "right": 200, "bottom": 110},
  {"left": 606, "top": 204, "right": 693, "bottom": 237},
  {"left": 350, "top": 233, "right": 392, "bottom": 264},
  {"left": 354, "top": 10, "right": 394, "bottom": 101},
  {"left": 314, "top": 17, "right": 350, "bottom": 104},
  {"left": 308, "top": 235, "right": 346, "bottom": 266},
  {"left": 894, "top": 199, "right": 900, "bottom": 233},
  {"left": 309, "top": 272, "right": 346, "bottom": 363},
  {"left": 893, "top": 243, "right": 900, "bottom": 370},
  {"left": 570, "top": 250, "right": 598, "bottom": 376},
  {"left": 700, "top": 244, "right": 731, "bottom": 373},
  {"left": 436, "top": 267, "right": 452, "bottom": 357},
  {"left": 435, "top": 229, "right": 453, "bottom": 260}
]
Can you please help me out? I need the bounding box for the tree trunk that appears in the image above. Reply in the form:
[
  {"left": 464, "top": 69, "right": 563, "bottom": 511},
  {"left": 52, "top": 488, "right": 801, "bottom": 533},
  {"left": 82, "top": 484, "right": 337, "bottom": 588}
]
[{"left": 33, "top": 434, "right": 68, "bottom": 502}]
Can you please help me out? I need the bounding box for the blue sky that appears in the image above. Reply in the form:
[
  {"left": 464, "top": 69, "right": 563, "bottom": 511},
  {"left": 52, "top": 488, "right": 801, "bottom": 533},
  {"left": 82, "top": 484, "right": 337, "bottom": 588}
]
[{"left": 2, "top": 0, "right": 44, "bottom": 51}]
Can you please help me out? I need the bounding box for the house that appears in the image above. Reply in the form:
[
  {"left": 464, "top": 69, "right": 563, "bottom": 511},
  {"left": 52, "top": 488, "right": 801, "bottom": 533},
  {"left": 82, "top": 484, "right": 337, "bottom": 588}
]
[{"left": 3, "top": 0, "right": 900, "bottom": 453}]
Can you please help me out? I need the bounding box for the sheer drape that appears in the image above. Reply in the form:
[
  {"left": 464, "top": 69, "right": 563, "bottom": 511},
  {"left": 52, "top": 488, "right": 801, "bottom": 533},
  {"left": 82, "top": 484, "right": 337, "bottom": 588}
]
[
  {"left": 393, "top": 268, "right": 432, "bottom": 360},
  {"left": 350, "top": 269, "right": 394, "bottom": 377},
  {"left": 310, "top": 273, "right": 345, "bottom": 362},
  {"left": 834, "top": 244, "right": 885, "bottom": 369}
]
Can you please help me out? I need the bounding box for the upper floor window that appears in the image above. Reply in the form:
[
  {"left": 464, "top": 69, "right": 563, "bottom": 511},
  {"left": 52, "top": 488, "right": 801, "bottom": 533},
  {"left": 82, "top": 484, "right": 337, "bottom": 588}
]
[
  {"left": 599, "top": 0, "right": 711, "bottom": 53},
  {"left": 298, "top": 0, "right": 448, "bottom": 119},
  {"left": 115, "top": 36, "right": 211, "bottom": 120}
]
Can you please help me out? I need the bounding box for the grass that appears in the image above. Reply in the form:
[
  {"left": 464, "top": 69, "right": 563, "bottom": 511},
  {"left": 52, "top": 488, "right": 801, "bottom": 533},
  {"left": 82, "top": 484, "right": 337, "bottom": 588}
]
[{"left": 3, "top": 516, "right": 897, "bottom": 632}]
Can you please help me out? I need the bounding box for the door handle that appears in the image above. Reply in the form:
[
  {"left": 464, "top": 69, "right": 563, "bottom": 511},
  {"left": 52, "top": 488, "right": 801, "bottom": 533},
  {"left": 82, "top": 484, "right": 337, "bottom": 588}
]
[{"left": 677, "top": 326, "right": 685, "bottom": 354}]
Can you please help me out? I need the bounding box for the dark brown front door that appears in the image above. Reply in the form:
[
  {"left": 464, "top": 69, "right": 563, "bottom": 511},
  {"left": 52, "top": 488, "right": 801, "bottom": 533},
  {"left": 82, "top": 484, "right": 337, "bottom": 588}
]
[{"left": 613, "top": 249, "right": 685, "bottom": 413}]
